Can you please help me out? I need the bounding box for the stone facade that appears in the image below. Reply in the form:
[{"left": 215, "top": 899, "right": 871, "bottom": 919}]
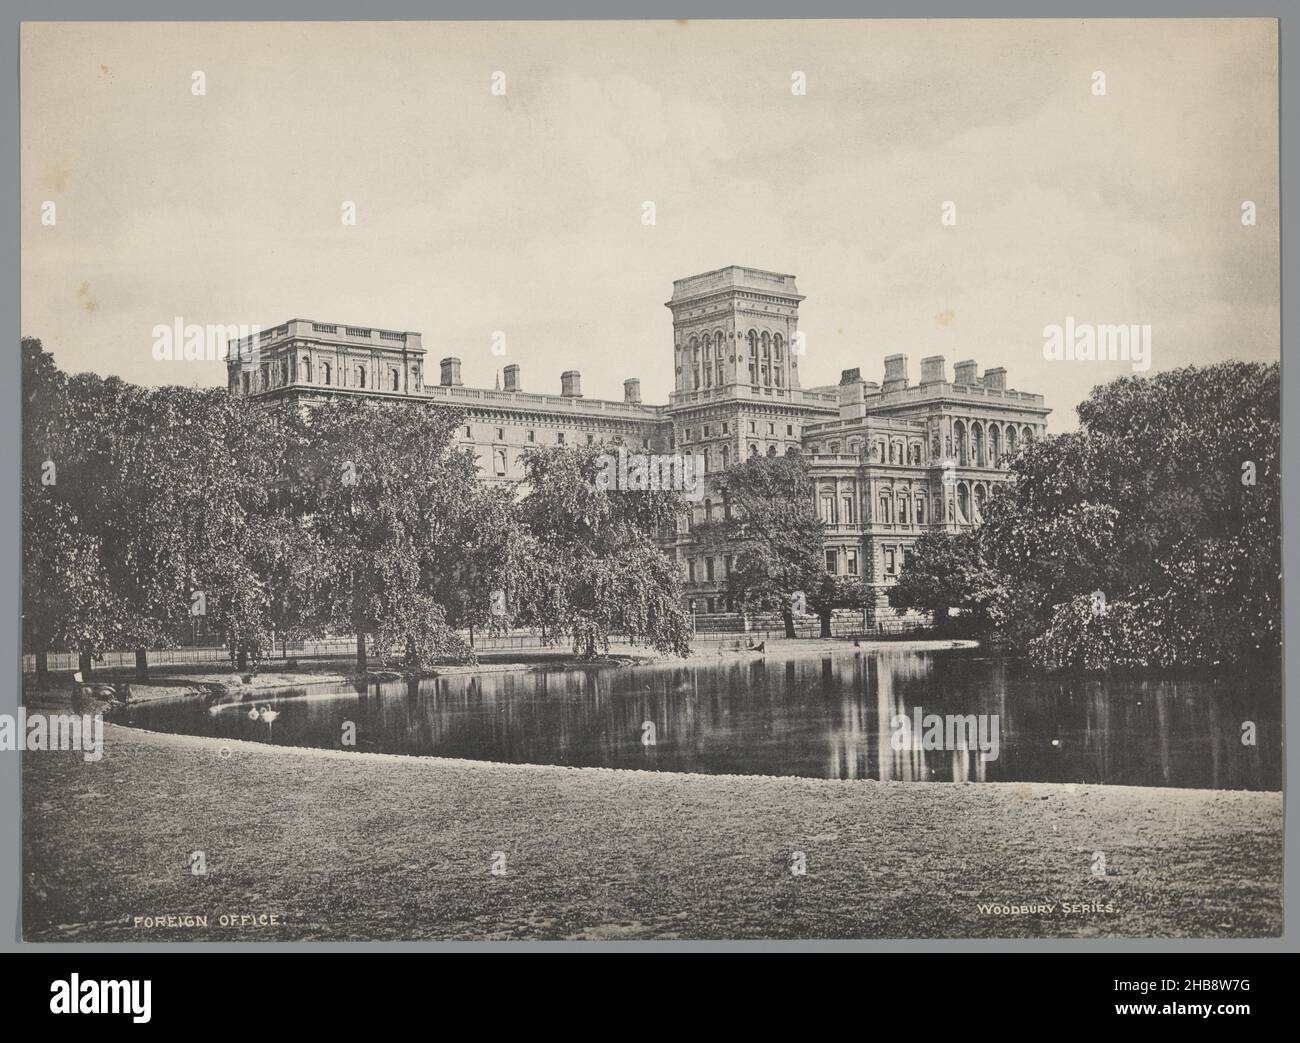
[{"left": 226, "top": 266, "right": 1049, "bottom": 618}]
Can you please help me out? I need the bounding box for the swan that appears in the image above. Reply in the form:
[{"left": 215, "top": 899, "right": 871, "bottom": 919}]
[
  {"left": 260, "top": 706, "right": 280, "bottom": 725},
  {"left": 247, "top": 706, "right": 261, "bottom": 720}
]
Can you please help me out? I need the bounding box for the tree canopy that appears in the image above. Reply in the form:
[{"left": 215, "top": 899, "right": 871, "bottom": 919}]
[{"left": 890, "top": 361, "right": 1280, "bottom": 671}]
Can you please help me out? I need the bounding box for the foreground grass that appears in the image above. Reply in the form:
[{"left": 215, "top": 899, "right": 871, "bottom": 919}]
[{"left": 23, "top": 725, "right": 1281, "bottom": 941}]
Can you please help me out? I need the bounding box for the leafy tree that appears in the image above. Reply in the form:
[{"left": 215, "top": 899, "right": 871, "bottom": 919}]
[
  {"left": 700, "top": 454, "right": 825, "bottom": 637},
  {"left": 960, "top": 361, "right": 1280, "bottom": 671},
  {"left": 510, "top": 444, "right": 691, "bottom": 658},
  {"left": 885, "top": 528, "right": 995, "bottom": 632},
  {"left": 282, "top": 398, "right": 483, "bottom": 671}
]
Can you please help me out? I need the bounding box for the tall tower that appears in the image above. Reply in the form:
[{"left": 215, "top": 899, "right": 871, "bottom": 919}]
[{"left": 666, "top": 266, "right": 804, "bottom": 393}]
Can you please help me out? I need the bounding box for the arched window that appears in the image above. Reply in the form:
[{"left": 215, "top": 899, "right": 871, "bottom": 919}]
[
  {"left": 749, "top": 443, "right": 759, "bottom": 457},
  {"left": 747, "top": 331, "right": 759, "bottom": 384},
  {"left": 300, "top": 356, "right": 312, "bottom": 383},
  {"left": 702, "top": 447, "right": 710, "bottom": 473},
  {"left": 766, "top": 445, "right": 777, "bottom": 457},
  {"left": 957, "top": 483, "right": 970, "bottom": 524},
  {"left": 1005, "top": 426, "right": 1017, "bottom": 456},
  {"left": 704, "top": 498, "right": 713, "bottom": 522},
  {"left": 321, "top": 361, "right": 332, "bottom": 385},
  {"left": 916, "top": 497, "right": 926, "bottom": 524},
  {"left": 390, "top": 368, "right": 400, "bottom": 391},
  {"left": 721, "top": 444, "right": 730, "bottom": 468},
  {"left": 355, "top": 364, "right": 366, "bottom": 388},
  {"left": 880, "top": 496, "right": 892, "bottom": 524}
]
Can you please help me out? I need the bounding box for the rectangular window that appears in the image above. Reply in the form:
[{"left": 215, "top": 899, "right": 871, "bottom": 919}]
[
  {"left": 787, "top": 424, "right": 794, "bottom": 436},
  {"left": 722, "top": 422, "right": 729, "bottom": 434},
  {"left": 825, "top": 549, "right": 838, "bottom": 574},
  {"left": 687, "top": 559, "right": 696, "bottom": 583},
  {"left": 842, "top": 495, "right": 853, "bottom": 523},
  {"left": 586, "top": 434, "right": 594, "bottom": 445},
  {"left": 557, "top": 432, "right": 565, "bottom": 444},
  {"left": 768, "top": 422, "right": 775, "bottom": 434},
  {"left": 464, "top": 425, "right": 472, "bottom": 438},
  {"left": 885, "top": 548, "right": 897, "bottom": 575},
  {"left": 749, "top": 420, "right": 756, "bottom": 433},
  {"left": 527, "top": 429, "right": 536, "bottom": 442},
  {"left": 847, "top": 549, "right": 859, "bottom": 575},
  {"left": 496, "top": 427, "right": 505, "bottom": 441},
  {"left": 706, "top": 558, "right": 715, "bottom": 581}
]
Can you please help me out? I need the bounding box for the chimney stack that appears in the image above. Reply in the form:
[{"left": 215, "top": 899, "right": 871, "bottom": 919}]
[
  {"left": 953, "top": 359, "right": 978, "bottom": 385},
  {"left": 561, "top": 370, "right": 582, "bottom": 397},
  {"left": 920, "top": 355, "right": 946, "bottom": 385},
  {"left": 503, "top": 363, "right": 521, "bottom": 391},
  {"left": 882, "top": 354, "right": 908, "bottom": 393},
  {"left": 623, "top": 378, "right": 641, "bottom": 404},
  {"left": 839, "top": 367, "right": 862, "bottom": 385},
  {"left": 982, "top": 367, "right": 1006, "bottom": 392},
  {"left": 439, "top": 357, "right": 463, "bottom": 387}
]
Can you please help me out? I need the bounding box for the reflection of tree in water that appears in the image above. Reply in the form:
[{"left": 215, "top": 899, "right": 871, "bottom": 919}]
[{"left": 141, "top": 649, "right": 1279, "bottom": 789}]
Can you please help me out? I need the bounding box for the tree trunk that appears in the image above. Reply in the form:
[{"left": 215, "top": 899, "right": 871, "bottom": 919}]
[
  {"left": 356, "top": 631, "right": 368, "bottom": 675},
  {"left": 782, "top": 605, "right": 796, "bottom": 639},
  {"left": 237, "top": 648, "right": 248, "bottom": 671},
  {"left": 35, "top": 650, "right": 48, "bottom": 690},
  {"left": 819, "top": 607, "right": 833, "bottom": 639},
  {"left": 78, "top": 643, "right": 93, "bottom": 680},
  {"left": 135, "top": 647, "right": 149, "bottom": 682}
]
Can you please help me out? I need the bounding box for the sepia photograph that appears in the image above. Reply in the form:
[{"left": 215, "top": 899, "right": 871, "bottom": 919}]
[{"left": 14, "top": 15, "right": 1284, "bottom": 947}]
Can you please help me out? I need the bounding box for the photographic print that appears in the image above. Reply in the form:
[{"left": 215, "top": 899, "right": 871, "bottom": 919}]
[{"left": 17, "top": 17, "right": 1281, "bottom": 942}]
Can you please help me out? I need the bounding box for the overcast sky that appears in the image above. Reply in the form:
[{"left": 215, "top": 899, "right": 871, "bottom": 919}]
[{"left": 21, "top": 18, "right": 1278, "bottom": 429}]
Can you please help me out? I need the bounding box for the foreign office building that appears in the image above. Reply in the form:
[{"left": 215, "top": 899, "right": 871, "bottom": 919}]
[{"left": 228, "top": 266, "right": 1050, "bottom": 628}]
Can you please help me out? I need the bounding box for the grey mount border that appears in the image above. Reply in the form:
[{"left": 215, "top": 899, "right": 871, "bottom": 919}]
[{"left": 0, "top": 1, "right": 1292, "bottom": 954}]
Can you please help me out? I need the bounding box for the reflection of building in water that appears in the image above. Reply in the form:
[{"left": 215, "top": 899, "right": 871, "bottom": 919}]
[
  {"left": 824, "top": 651, "right": 1000, "bottom": 782},
  {"left": 228, "top": 267, "right": 1050, "bottom": 621}
]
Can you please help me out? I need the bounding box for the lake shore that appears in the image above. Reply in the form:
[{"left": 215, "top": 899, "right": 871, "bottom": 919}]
[
  {"left": 22, "top": 723, "right": 1282, "bottom": 942},
  {"left": 24, "top": 637, "right": 978, "bottom": 708}
]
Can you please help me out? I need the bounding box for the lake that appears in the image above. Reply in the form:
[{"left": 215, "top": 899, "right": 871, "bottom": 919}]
[{"left": 122, "top": 648, "right": 1281, "bottom": 789}]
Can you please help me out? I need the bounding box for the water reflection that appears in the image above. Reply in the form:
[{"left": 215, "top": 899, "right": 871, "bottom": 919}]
[{"left": 129, "top": 649, "right": 1280, "bottom": 789}]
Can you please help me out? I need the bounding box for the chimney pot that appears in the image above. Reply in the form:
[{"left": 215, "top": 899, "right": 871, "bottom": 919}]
[
  {"left": 439, "top": 357, "right": 463, "bottom": 387},
  {"left": 561, "top": 370, "right": 583, "bottom": 397},
  {"left": 882, "top": 354, "right": 908, "bottom": 392},
  {"left": 920, "top": 355, "right": 946, "bottom": 385},
  {"left": 982, "top": 366, "right": 1006, "bottom": 391}
]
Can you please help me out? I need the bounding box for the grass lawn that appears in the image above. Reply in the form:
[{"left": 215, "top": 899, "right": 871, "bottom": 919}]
[{"left": 21, "top": 723, "right": 1281, "bottom": 941}]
